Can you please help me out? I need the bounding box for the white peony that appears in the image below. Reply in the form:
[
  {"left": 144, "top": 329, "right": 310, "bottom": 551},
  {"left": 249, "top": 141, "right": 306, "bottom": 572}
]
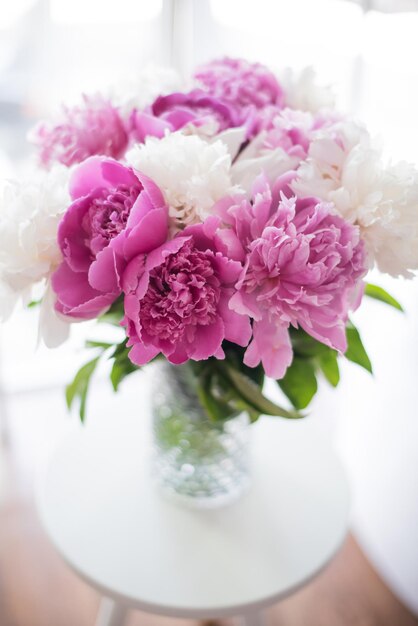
[
  {"left": 0, "top": 165, "right": 72, "bottom": 345},
  {"left": 293, "top": 120, "right": 418, "bottom": 278},
  {"left": 280, "top": 66, "right": 335, "bottom": 113},
  {"left": 127, "top": 131, "right": 239, "bottom": 230},
  {"left": 231, "top": 140, "right": 299, "bottom": 193}
]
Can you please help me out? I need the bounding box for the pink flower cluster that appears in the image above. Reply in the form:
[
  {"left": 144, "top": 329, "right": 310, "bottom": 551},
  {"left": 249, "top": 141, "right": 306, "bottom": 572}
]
[
  {"left": 123, "top": 219, "right": 251, "bottom": 365},
  {"left": 195, "top": 57, "right": 284, "bottom": 113},
  {"left": 31, "top": 58, "right": 285, "bottom": 168},
  {"left": 52, "top": 157, "right": 167, "bottom": 319},
  {"left": 47, "top": 58, "right": 368, "bottom": 380},
  {"left": 130, "top": 90, "right": 242, "bottom": 142},
  {"left": 31, "top": 95, "right": 128, "bottom": 168},
  {"left": 216, "top": 173, "right": 365, "bottom": 377}
]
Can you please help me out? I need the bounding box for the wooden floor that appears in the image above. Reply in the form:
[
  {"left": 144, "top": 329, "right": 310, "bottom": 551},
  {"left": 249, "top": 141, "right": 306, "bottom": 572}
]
[{"left": 0, "top": 425, "right": 417, "bottom": 626}]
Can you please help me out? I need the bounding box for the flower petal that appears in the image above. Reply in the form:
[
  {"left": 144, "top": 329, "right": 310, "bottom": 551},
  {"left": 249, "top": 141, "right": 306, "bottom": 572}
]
[
  {"left": 69, "top": 156, "right": 138, "bottom": 199},
  {"left": 129, "top": 342, "right": 160, "bottom": 366},
  {"left": 244, "top": 318, "right": 292, "bottom": 379}
]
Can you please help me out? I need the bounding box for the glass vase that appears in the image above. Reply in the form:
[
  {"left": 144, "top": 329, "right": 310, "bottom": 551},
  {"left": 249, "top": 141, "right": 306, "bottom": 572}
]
[{"left": 151, "top": 361, "right": 251, "bottom": 508}]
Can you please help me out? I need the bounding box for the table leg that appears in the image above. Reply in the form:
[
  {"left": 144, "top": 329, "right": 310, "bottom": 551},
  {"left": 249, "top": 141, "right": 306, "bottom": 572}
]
[
  {"left": 95, "top": 597, "right": 128, "bottom": 626},
  {"left": 236, "top": 609, "right": 268, "bottom": 626}
]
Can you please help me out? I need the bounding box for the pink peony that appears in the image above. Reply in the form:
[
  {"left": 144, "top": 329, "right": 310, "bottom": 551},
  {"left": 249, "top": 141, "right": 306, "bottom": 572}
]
[
  {"left": 215, "top": 174, "right": 367, "bottom": 378},
  {"left": 194, "top": 57, "right": 284, "bottom": 133},
  {"left": 195, "top": 57, "right": 284, "bottom": 109},
  {"left": 30, "top": 95, "right": 128, "bottom": 168},
  {"left": 130, "top": 89, "right": 242, "bottom": 142},
  {"left": 122, "top": 217, "right": 252, "bottom": 365},
  {"left": 52, "top": 156, "right": 168, "bottom": 319}
]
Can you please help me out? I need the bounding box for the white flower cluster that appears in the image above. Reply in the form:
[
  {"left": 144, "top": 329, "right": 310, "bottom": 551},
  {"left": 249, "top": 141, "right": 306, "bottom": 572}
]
[
  {"left": 293, "top": 120, "right": 418, "bottom": 277},
  {"left": 0, "top": 165, "right": 72, "bottom": 344},
  {"left": 127, "top": 131, "right": 238, "bottom": 231}
]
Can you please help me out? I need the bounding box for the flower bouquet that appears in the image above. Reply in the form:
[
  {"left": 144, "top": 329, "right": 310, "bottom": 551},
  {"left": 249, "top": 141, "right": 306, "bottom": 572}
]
[{"left": 1, "top": 58, "right": 416, "bottom": 504}]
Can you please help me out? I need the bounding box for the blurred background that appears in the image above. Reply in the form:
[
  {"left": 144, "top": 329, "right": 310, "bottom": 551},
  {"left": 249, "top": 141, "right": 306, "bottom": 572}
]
[{"left": 0, "top": 0, "right": 417, "bottom": 624}]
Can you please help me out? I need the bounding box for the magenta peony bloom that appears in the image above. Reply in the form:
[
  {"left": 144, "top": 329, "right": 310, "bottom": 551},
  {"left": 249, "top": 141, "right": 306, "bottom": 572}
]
[
  {"left": 52, "top": 156, "right": 168, "bottom": 319},
  {"left": 30, "top": 95, "right": 128, "bottom": 168},
  {"left": 122, "top": 217, "right": 252, "bottom": 365},
  {"left": 194, "top": 57, "right": 284, "bottom": 122},
  {"left": 130, "top": 89, "right": 242, "bottom": 142},
  {"left": 216, "top": 174, "right": 366, "bottom": 378}
]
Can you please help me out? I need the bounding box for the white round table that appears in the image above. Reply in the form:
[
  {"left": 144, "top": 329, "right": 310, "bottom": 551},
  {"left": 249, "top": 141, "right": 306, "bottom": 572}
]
[{"left": 37, "top": 414, "right": 350, "bottom": 626}]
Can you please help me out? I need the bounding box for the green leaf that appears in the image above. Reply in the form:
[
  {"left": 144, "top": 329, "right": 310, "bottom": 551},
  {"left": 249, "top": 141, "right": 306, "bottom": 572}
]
[
  {"left": 222, "top": 342, "right": 265, "bottom": 387},
  {"left": 110, "top": 339, "right": 130, "bottom": 359},
  {"left": 240, "top": 363, "right": 264, "bottom": 387},
  {"left": 98, "top": 295, "right": 125, "bottom": 326},
  {"left": 110, "top": 357, "right": 137, "bottom": 391},
  {"left": 364, "top": 283, "right": 403, "bottom": 312},
  {"left": 277, "top": 357, "right": 318, "bottom": 410},
  {"left": 99, "top": 310, "right": 123, "bottom": 325},
  {"left": 290, "top": 327, "right": 331, "bottom": 357},
  {"left": 222, "top": 364, "right": 304, "bottom": 419},
  {"left": 318, "top": 351, "right": 340, "bottom": 387},
  {"left": 65, "top": 357, "right": 100, "bottom": 422},
  {"left": 345, "top": 323, "right": 373, "bottom": 374},
  {"left": 27, "top": 299, "right": 41, "bottom": 309},
  {"left": 85, "top": 340, "right": 113, "bottom": 350},
  {"left": 196, "top": 369, "right": 236, "bottom": 422},
  {"left": 109, "top": 340, "right": 138, "bottom": 391},
  {"left": 193, "top": 360, "right": 258, "bottom": 422}
]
